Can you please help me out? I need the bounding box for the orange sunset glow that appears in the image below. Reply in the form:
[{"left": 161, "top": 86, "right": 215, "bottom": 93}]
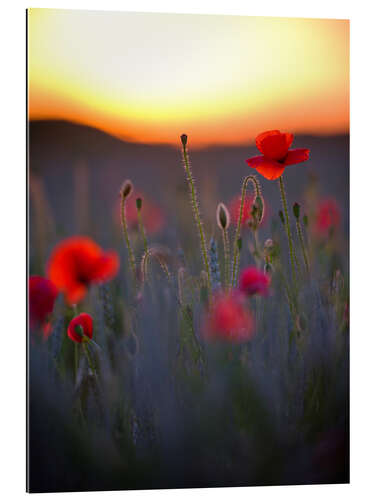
[{"left": 28, "top": 9, "right": 349, "bottom": 147}]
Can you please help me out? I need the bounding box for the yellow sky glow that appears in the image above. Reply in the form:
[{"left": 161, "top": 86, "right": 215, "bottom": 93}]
[{"left": 28, "top": 9, "right": 349, "bottom": 147}]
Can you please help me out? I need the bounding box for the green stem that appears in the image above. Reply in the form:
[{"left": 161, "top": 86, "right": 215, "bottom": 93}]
[
  {"left": 83, "top": 343, "right": 96, "bottom": 376},
  {"left": 232, "top": 175, "right": 261, "bottom": 287},
  {"left": 137, "top": 208, "right": 148, "bottom": 254},
  {"left": 181, "top": 143, "right": 211, "bottom": 292},
  {"left": 253, "top": 229, "right": 261, "bottom": 268},
  {"left": 222, "top": 228, "right": 230, "bottom": 289},
  {"left": 278, "top": 176, "right": 297, "bottom": 286},
  {"left": 296, "top": 219, "right": 309, "bottom": 272},
  {"left": 120, "top": 195, "right": 137, "bottom": 282},
  {"left": 72, "top": 304, "right": 79, "bottom": 382}
]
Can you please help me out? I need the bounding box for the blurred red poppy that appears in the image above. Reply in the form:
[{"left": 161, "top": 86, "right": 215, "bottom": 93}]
[
  {"left": 202, "top": 292, "right": 254, "bottom": 343},
  {"left": 47, "top": 236, "right": 119, "bottom": 305},
  {"left": 67, "top": 313, "right": 93, "bottom": 343},
  {"left": 246, "top": 130, "right": 310, "bottom": 180},
  {"left": 116, "top": 190, "right": 165, "bottom": 234},
  {"left": 29, "top": 276, "right": 58, "bottom": 332},
  {"left": 239, "top": 267, "right": 270, "bottom": 296},
  {"left": 228, "top": 194, "right": 267, "bottom": 227},
  {"left": 314, "top": 198, "right": 341, "bottom": 237}
]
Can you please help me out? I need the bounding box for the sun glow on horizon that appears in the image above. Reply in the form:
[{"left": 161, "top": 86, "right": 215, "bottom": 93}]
[{"left": 28, "top": 9, "right": 349, "bottom": 147}]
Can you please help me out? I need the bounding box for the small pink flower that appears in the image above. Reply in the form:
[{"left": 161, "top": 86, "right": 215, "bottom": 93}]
[
  {"left": 228, "top": 195, "right": 267, "bottom": 228},
  {"left": 239, "top": 267, "right": 270, "bottom": 296},
  {"left": 29, "top": 276, "right": 58, "bottom": 331},
  {"left": 314, "top": 198, "right": 341, "bottom": 237},
  {"left": 115, "top": 190, "right": 165, "bottom": 234},
  {"left": 202, "top": 292, "right": 254, "bottom": 343}
]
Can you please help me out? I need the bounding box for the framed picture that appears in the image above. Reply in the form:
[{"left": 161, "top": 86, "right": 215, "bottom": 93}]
[{"left": 27, "top": 8, "right": 349, "bottom": 493}]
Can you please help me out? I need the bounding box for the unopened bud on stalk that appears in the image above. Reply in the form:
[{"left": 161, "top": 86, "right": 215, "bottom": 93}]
[
  {"left": 237, "top": 237, "right": 242, "bottom": 252},
  {"left": 296, "top": 313, "right": 307, "bottom": 333},
  {"left": 293, "top": 202, "right": 300, "bottom": 219},
  {"left": 120, "top": 179, "right": 133, "bottom": 199},
  {"left": 136, "top": 197, "right": 142, "bottom": 211},
  {"left": 216, "top": 202, "right": 230, "bottom": 230},
  {"left": 264, "top": 261, "right": 273, "bottom": 275},
  {"left": 180, "top": 134, "right": 188, "bottom": 147},
  {"left": 279, "top": 210, "right": 285, "bottom": 226},
  {"left": 264, "top": 238, "right": 274, "bottom": 249},
  {"left": 253, "top": 195, "right": 264, "bottom": 224}
]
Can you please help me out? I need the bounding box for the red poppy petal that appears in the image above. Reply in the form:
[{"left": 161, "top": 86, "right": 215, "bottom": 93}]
[
  {"left": 283, "top": 148, "right": 310, "bottom": 166},
  {"left": 246, "top": 156, "right": 285, "bottom": 180},
  {"left": 90, "top": 251, "right": 120, "bottom": 282},
  {"left": 78, "top": 313, "right": 93, "bottom": 339},
  {"left": 68, "top": 313, "right": 93, "bottom": 342},
  {"left": 255, "top": 130, "right": 280, "bottom": 152},
  {"left": 66, "top": 284, "right": 87, "bottom": 306},
  {"left": 255, "top": 130, "right": 293, "bottom": 160}
]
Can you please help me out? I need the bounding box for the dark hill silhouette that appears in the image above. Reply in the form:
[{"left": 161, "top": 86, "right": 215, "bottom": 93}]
[{"left": 28, "top": 119, "right": 348, "bottom": 242}]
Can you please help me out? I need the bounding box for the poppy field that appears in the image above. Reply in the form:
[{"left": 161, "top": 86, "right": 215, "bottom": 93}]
[{"left": 28, "top": 128, "right": 349, "bottom": 492}]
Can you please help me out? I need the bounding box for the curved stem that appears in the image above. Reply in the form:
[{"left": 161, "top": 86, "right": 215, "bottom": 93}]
[
  {"left": 141, "top": 247, "right": 171, "bottom": 284},
  {"left": 231, "top": 175, "right": 261, "bottom": 288}
]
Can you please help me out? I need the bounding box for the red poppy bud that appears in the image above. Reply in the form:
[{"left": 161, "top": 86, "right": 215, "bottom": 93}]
[
  {"left": 202, "top": 292, "right": 254, "bottom": 344},
  {"left": 67, "top": 313, "right": 93, "bottom": 343},
  {"left": 29, "top": 276, "right": 58, "bottom": 330},
  {"left": 239, "top": 267, "right": 271, "bottom": 297}
]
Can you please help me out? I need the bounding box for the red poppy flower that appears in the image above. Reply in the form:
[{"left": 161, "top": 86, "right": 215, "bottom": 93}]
[
  {"left": 314, "top": 198, "right": 341, "bottom": 237},
  {"left": 228, "top": 194, "right": 267, "bottom": 227},
  {"left": 116, "top": 190, "right": 165, "bottom": 234},
  {"left": 29, "top": 276, "right": 58, "bottom": 331},
  {"left": 246, "top": 130, "right": 310, "bottom": 180},
  {"left": 239, "top": 267, "right": 270, "bottom": 297},
  {"left": 67, "top": 313, "right": 93, "bottom": 343},
  {"left": 47, "top": 236, "right": 119, "bottom": 305},
  {"left": 202, "top": 292, "right": 254, "bottom": 343}
]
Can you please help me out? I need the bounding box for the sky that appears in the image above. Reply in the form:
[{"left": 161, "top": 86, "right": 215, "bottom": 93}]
[{"left": 28, "top": 9, "right": 349, "bottom": 147}]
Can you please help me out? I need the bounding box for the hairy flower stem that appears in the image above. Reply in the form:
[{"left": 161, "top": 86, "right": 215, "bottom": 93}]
[
  {"left": 222, "top": 228, "right": 230, "bottom": 289},
  {"left": 231, "top": 175, "right": 261, "bottom": 287},
  {"left": 72, "top": 304, "right": 79, "bottom": 382},
  {"left": 120, "top": 195, "right": 137, "bottom": 282},
  {"left": 83, "top": 342, "right": 96, "bottom": 376},
  {"left": 181, "top": 141, "right": 211, "bottom": 292},
  {"left": 137, "top": 207, "right": 148, "bottom": 255},
  {"left": 278, "top": 176, "right": 297, "bottom": 287},
  {"left": 253, "top": 230, "right": 261, "bottom": 268},
  {"left": 296, "top": 219, "right": 309, "bottom": 273}
]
